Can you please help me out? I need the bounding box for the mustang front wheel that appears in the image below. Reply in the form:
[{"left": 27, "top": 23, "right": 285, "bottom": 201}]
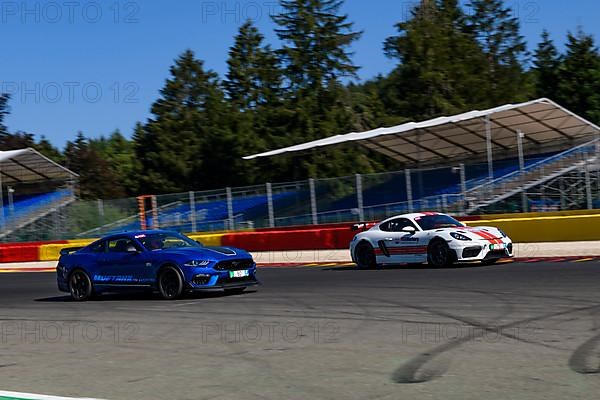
[
  {"left": 69, "top": 270, "right": 93, "bottom": 301},
  {"left": 158, "top": 266, "right": 184, "bottom": 300},
  {"left": 428, "top": 239, "right": 454, "bottom": 268}
]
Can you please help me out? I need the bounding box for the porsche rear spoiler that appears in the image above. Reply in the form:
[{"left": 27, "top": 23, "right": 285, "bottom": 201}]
[
  {"left": 60, "top": 247, "right": 84, "bottom": 256},
  {"left": 351, "top": 222, "right": 375, "bottom": 232}
]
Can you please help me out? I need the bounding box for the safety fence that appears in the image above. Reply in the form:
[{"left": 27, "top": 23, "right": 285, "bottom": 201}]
[{"left": 2, "top": 210, "right": 600, "bottom": 263}]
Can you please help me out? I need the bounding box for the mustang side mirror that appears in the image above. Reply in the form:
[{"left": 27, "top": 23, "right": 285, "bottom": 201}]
[
  {"left": 126, "top": 245, "right": 139, "bottom": 253},
  {"left": 402, "top": 226, "right": 416, "bottom": 234}
]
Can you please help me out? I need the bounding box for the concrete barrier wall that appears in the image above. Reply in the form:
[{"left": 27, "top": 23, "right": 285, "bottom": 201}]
[
  {"left": 2, "top": 211, "right": 599, "bottom": 263},
  {"left": 469, "top": 214, "right": 600, "bottom": 243}
]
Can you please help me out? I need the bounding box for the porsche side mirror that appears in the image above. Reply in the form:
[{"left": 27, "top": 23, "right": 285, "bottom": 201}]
[{"left": 402, "top": 226, "right": 416, "bottom": 234}]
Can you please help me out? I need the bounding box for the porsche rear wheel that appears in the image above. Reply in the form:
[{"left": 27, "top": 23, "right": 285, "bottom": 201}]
[
  {"left": 355, "top": 242, "right": 377, "bottom": 269},
  {"left": 428, "top": 239, "right": 454, "bottom": 268},
  {"left": 69, "top": 270, "right": 93, "bottom": 301},
  {"left": 158, "top": 266, "right": 184, "bottom": 300}
]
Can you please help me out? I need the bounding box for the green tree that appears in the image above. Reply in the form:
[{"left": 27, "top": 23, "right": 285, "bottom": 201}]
[
  {"left": 556, "top": 29, "right": 600, "bottom": 123},
  {"left": 382, "top": 0, "right": 489, "bottom": 119},
  {"left": 135, "top": 50, "right": 238, "bottom": 192},
  {"left": 64, "top": 133, "right": 126, "bottom": 199},
  {"left": 273, "top": 0, "right": 362, "bottom": 91},
  {"left": 224, "top": 20, "right": 282, "bottom": 112},
  {"left": 90, "top": 130, "right": 139, "bottom": 195},
  {"left": 532, "top": 30, "right": 562, "bottom": 100},
  {"left": 466, "top": 0, "right": 530, "bottom": 104},
  {"left": 34, "top": 135, "right": 64, "bottom": 163}
]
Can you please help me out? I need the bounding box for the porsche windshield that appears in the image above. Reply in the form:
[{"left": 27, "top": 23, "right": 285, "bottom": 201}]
[
  {"left": 415, "top": 215, "right": 464, "bottom": 230},
  {"left": 138, "top": 233, "right": 201, "bottom": 251}
]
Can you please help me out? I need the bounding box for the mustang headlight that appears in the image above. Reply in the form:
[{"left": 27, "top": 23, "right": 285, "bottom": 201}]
[
  {"left": 450, "top": 232, "right": 472, "bottom": 241},
  {"left": 184, "top": 260, "right": 211, "bottom": 267}
]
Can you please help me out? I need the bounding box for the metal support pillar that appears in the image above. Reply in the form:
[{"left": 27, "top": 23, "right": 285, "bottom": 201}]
[
  {"left": 517, "top": 130, "right": 528, "bottom": 212},
  {"left": 459, "top": 163, "right": 467, "bottom": 214},
  {"left": 309, "top": 178, "right": 318, "bottom": 225},
  {"left": 151, "top": 195, "right": 159, "bottom": 229},
  {"left": 189, "top": 191, "right": 197, "bottom": 232},
  {"left": 485, "top": 116, "right": 494, "bottom": 182},
  {"left": 405, "top": 169, "right": 414, "bottom": 213},
  {"left": 356, "top": 174, "right": 364, "bottom": 221},
  {"left": 97, "top": 199, "right": 105, "bottom": 227},
  {"left": 585, "top": 162, "right": 593, "bottom": 210},
  {"left": 266, "top": 183, "right": 275, "bottom": 228},
  {"left": 226, "top": 187, "right": 234, "bottom": 230},
  {"left": 0, "top": 172, "right": 5, "bottom": 234}
]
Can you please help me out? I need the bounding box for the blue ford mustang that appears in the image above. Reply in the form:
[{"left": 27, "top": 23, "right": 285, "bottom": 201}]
[{"left": 57, "top": 230, "right": 258, "bottom": 301}]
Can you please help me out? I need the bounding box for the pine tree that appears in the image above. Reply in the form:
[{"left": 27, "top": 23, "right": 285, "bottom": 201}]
[
  {"left": 34, "top": 136, "right": 64, "bottom": 163},
  {"left": 64, "top": 133, "right": 126, "bottom": 199},
  {"left": 532, "top": 30, "right": 562, "bottom": 100},
  {"left": 135, "top": 50, "right": 237, "bottom": 192},
  {"left": 383, "top": 0, "right": 489, "bottom": 119},
  {"left": 224, "top": 20, "right": 282, "bottom": 111},
  {"left": 557, "top": 29, "right": 600, "bottom": 123},
  {"left": 273, "top": 0, "right": 362, "bottom": 91},
  {"left": 466, "top": 0, "right": 530, "bottom": 105}
]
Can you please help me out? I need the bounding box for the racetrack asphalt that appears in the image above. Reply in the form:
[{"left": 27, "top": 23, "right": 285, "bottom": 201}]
[{"left": 1, "top": 261, "right": 600, "bottom": 400}]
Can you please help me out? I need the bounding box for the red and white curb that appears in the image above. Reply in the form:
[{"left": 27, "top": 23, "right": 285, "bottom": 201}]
[{"left": 0, "top": 390, "right": 104, "bottom": 400}]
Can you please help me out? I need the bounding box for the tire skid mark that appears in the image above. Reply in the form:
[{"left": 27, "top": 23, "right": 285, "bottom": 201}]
[
  {"left": 361, "top": 293, "right": 600, "bottom": 384},
  {"left": 569, "top": 332, "right": 600, "bottom": 374}
]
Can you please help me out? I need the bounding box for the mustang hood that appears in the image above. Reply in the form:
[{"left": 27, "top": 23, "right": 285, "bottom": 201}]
[{"left": 156, "top": 246, "right": 252, "bottom": 261}]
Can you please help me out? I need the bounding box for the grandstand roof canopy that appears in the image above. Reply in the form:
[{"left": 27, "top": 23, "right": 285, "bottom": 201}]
[
  {"left": 0, "top": 148, "right": 78, "bottom": 185},
  {"left": 243, "top": 98, "right": 600, "bottom": 166}
]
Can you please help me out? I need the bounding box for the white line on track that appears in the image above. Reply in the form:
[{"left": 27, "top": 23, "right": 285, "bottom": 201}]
[{"left": 0, "top": 390, "right": 105, "bottom": 400}]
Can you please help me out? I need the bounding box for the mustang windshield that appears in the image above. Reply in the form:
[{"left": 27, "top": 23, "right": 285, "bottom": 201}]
[
  {"left": 138, "top": 233, "right": 201, "bottom": 251},
  {"left": 415, "top": 215, "right": 464, "bottom": 231}
]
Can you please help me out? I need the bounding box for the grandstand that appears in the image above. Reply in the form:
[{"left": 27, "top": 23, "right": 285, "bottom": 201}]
[
  {"left": 8, "top": 98, "right": 600, "bottom": 241},
  {"left": 0, "top": 148, "right": 78, "bottom": 241},
  {"left": 245, "top": 98, "right": 600, "bottom": 218}
]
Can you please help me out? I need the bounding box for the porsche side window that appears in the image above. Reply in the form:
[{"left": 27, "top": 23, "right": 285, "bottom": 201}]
[{"left": 381, "top": 218, "right": 417, "bottom": 232}]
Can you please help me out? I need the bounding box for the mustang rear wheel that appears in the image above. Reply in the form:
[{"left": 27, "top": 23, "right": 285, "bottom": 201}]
[
  {"left": 428, "top": 239, "right": 454, "bottom": 268},
  {"left": 158, "top": 266, "right": 184, "bottom": 300},
  {"left": 69, "top": 270, "right": 93, "bottom": 301},
  {"left": 355, "top": 242, "right": 376, "bottom": 269}
]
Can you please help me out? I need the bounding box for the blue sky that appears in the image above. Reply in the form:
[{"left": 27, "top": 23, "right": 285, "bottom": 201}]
[{"left": 1, "top": 0, "right": 599, "bottom": 148}]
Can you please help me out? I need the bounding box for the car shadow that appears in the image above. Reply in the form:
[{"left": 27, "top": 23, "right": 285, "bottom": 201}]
[
  {"left": 323, "top": 262, "right": 491, "bottom": 272},
  {"left": 35, "top": 289, "right": 257, "bottom": 302}
]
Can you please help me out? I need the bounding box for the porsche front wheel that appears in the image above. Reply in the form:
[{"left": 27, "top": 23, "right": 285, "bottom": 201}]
[
  {"left": 428, "top": 239, "right": 454, "bottom": 268},
  {"left": 355, "top": 242, "right": 377, "bottom": 269}
]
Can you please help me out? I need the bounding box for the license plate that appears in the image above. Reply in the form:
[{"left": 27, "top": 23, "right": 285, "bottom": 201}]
[
  {"left": 490, "top": 243, "right": 505, "bottom": 250},
  {"left": 229, "top": 270, "right": 249, "bottom": 278}
]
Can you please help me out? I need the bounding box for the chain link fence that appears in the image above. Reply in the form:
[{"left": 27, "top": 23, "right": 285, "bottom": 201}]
[{"left": 3, "top": 153, "right": 600, "bottom": 242}]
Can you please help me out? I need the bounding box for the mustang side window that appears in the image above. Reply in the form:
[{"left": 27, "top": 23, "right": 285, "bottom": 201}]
[{"left": 107, "top": 238, "right": 138, "bottom": 253}]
